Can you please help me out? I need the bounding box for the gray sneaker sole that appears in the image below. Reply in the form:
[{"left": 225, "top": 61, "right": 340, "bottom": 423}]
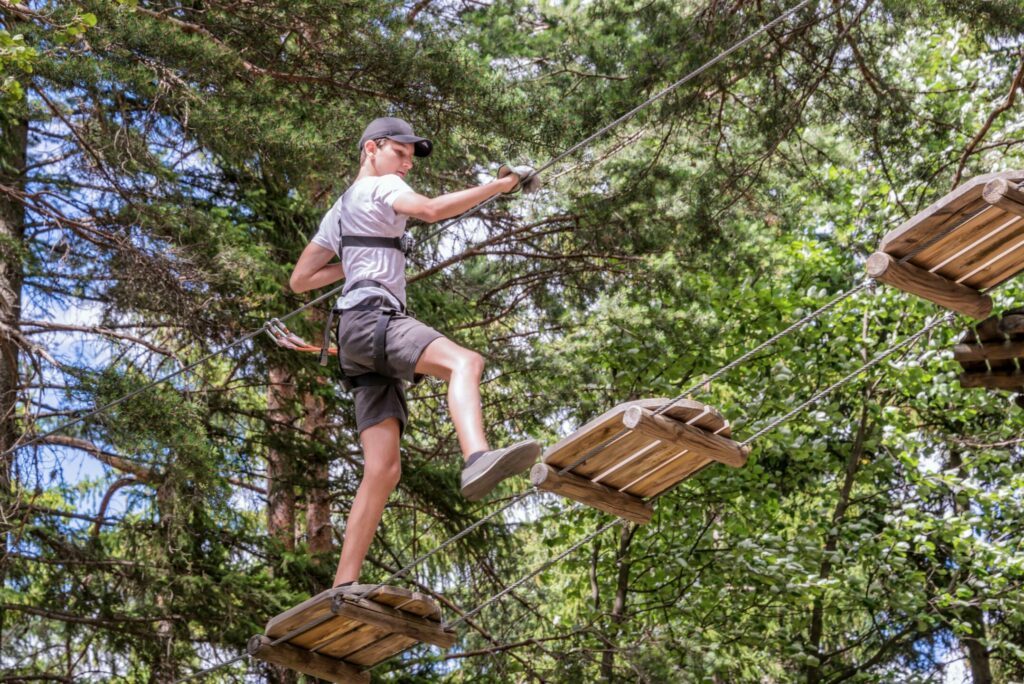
[{"left": 461, "top": 440, "right": 541, "bottom": 501}]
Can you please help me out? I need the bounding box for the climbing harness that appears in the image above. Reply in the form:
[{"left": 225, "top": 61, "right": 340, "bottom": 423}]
[{"left": 320, "top": 216, "right": 414, "bottom": 388}]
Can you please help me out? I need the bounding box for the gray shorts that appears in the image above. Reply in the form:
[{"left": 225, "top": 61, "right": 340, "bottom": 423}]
[{"left": 337, "top": 302, "right": 443, "bottom": 435}]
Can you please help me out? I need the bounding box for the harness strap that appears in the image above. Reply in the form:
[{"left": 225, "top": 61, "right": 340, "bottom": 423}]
[
  {"left": 327, "top": 296, "right": 403, "bottom": 392},
  {"left": 318, "top": 308, "right": 337, "bottom": 367},
  {"left": 372, "top": 308, "right": 397, "bottom": 376},
  {"left": 343, "top": 279, "right": 405, "bottom": 313},
  {"left": 340, "top": 372, "right": 395, "bottom": 391},
  {"left": 341, "top": 235, "right": 404, "bottom": 251}
]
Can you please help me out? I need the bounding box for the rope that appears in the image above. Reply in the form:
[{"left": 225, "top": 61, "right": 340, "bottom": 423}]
[
  {"left": 448, "top": 518, "right": 623, "bottom": 628},
  {"left": 7, "top": 0, "right": 812, "bottom": 465},
  {"left": 1, "top": 283, "right": 346, "bottom": 461},
  {"left": 559, "top": 279, "right": 873, "bottom": 474},
  {"left": 556, "top": 171, "right": 1016, "bottom": 477},
  {"left": 532, "top": 1, "right": 812, "bottom": 176},
  {"left": 111, "top": 4, "right": 817, "bottom": 680},
  {"left": 347, "top": 490, "right": 532, "bottom": 601},
  {"left": 174, "top": 654, "right": 248, "bottom": 683},
  {"left": 738, "top": 311, "right": 955, "bottom": 446},
  {"left": 405, "top": 309, "right": 955, "bottom": 674},
  {"left": 416, "top": 0, "right": 811, "bottom": 248}
]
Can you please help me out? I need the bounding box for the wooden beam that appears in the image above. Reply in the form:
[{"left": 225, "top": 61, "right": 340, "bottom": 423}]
[
  {"left": 959, "top": 370, "right": 1024, "bottom": 390},
  {"left": 952, "top": 340, "right": 1024, "bottom": 362},
  {"left": 983, "top": 178, "right": 1024, "bottom": 218},
  {"left": 530, "top": 463, "right": 653, "bottom": 524},
  {"left": 620, "top": 407, "right": 749, "bottom": 468},
  {"left": 247, "top": 635, "right": 369, "bottom": 683},
  {"left": 999, "top": 313, "right": 1024, "bottom": 335},
  {"left": 866, "top": 252, "right": 993, "bottom": 319},
  {"left": 330, "top": 595, "right": 456, "bottom": 649}
]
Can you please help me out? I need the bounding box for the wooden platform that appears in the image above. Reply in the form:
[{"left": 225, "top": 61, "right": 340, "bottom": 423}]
[
  {"left": 249, "top": 584, "right": 455, "bottom": 682},
  {"left": 531, "top": 398, "right": 749, "bottom": 524},
  {"left": 868, "top": 170, "right": 1024, "bottom": 319},
  {"left": 953, "top": 307, "right": 1024, "bottom": 392}
]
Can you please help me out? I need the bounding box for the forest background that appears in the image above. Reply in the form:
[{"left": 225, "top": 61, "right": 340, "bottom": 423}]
[{"left": 1, "top": 0, "right": 1023, "bottom": 682}]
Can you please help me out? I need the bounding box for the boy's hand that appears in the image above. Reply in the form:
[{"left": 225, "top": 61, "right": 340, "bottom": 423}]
[{"left": 498, "top": 164, "right": 542, "bottom": 194}]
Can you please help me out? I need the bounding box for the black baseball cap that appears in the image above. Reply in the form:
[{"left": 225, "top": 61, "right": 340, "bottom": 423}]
[{"left": 358, "top": 117, "right": 432, "bottom": 158}]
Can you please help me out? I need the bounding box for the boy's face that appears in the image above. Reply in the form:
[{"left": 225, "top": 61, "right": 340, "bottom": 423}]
[{"left": 368, "top": 140, "right": 415, "bottom": 178}]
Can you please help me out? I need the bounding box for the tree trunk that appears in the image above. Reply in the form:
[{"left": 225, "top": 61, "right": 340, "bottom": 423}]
[
  {"left": 806, "top": 402, "right": 871, "bottom": 684},
  {"left": 303, "top": 391, "right": 333, "bottom": 560},
  {"left": 0, "top": 108, "right": 28, "bottom": 643},
  {"left": 946, "top": 452, "right": 993, "bottom": 684},
  {"left": 267, "top": 366, "right": 296, "bottom": 551},
  {"left": 600, "top": 523, "right": 635, "bottom": 682},
  {"left": 152, "top": 481, "right": 178, "bottom": 683},
  {"left": 961, "top": 604, "right": 993, "bottom": 684}
]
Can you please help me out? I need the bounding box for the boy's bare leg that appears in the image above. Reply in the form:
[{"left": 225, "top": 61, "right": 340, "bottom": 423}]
[
  {"left": 415, "top": 337, "right": 489, "bottom": 459},
  {"left": 333, "top": 418, "right": 402, "bottom": 587}
]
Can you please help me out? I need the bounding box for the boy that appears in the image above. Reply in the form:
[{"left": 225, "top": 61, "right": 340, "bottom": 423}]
[{"left": 289, "top": 117, "right": 542, "bottom": 587}]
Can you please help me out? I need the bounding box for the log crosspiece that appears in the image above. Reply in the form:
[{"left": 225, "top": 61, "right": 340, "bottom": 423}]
[
  {"left": 534, "top": 398, "right": 747, "bottom": 522},
  {"left": 867, "top": 253, "right": 993, "bottom": 319},
  {"left": 869, "top": 170, "right": 1024, "bottom": 318},
  {"left": 248, "top": 636, "right": 370, "bottom": 683}
]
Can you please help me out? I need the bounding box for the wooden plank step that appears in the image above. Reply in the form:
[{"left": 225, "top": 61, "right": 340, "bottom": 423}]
[
  {"left": 959, "top": 370, "right": 1024, "bottom": 390},
  {"left": 536, "top": 398, "right": 746, "bottom": 521},
  {"left": 251, "top": 585, "right": 455, "bottom": 681},
  {"left": 952, "top": 340, "right": 1024, "bottom": 362},
  {"left": 871, "top": 170, "right": 1024, "bottom": 316},
  {"left": 954, "top": 309, "right": 1024, "bottom": 383}
]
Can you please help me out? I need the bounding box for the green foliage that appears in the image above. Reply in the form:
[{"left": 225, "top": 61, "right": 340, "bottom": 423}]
[{"left": 5, "top": 0, "right": 1024, "bottom": 682}]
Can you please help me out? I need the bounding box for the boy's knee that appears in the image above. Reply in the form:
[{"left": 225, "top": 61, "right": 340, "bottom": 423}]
[
  {"left": 458, "top": 350, "right": 485, "bottom": 378},
  {"left": 364, "top": 452, "right": 402, "bottom": 489}
]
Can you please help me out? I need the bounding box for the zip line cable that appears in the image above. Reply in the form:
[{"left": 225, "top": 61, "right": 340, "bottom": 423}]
[
  {"left": 432, "top": 266, "right": 1023, "bottom": 672},
  {"left": 437, "top": 222, "right": 1024, "bottom": 666},
  {"left": 162, "top": 3, "right": 827, "bottom": 680},
  {"left": 362, "top": 310, "right": 957, "bottom": 676},
  {"left": 14, "top": 1, "right": 973, "bottom": 680},
  {"left": 415, "top": 0, "right": 812, "bottom": 249},
  {"left": 4, "top": 0, "right": 812, "bottom": 463}
]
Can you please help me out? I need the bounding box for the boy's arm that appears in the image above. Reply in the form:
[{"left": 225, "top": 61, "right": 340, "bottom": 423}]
[
  {"left": 392, "top": 174, "right": 520, "bottom": 223},
  {"left": 289, "top": 242, "right": 344, "bottom": 293}
]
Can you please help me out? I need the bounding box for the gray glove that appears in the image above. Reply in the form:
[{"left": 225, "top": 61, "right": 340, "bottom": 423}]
[{"left": 498, "top": 163, "right": 542, "bottom": 194}]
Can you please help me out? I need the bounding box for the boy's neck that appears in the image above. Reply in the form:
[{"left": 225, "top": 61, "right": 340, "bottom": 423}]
[{"left": 354, "top": 166, "right": 379, "bottom": 183}]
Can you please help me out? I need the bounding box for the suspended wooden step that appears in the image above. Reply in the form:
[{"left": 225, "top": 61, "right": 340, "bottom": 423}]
[
  {"left": 867, "top": 170, "right": 1024, "bottom": 319},
  {"left": 953, "top": 307, "right": 1024, "bottom": 392},
  {"left": 531, "top": 398, "right": 749, "bottom": 524},
  {"left": 249, "top": 584, "right": 456, "bottom": 683}
]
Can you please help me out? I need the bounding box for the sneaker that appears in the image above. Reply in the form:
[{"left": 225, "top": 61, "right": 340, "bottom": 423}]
[{"left": 460, "top": 439, "right": 541, "bottom": 501}]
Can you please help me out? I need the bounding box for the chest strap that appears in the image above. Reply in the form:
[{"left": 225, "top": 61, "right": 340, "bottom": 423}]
[
  {"left": 340, "top": 233, "right": 413, "bottom": 255},
  {"left": 341, "top": 235, "right": 403, "bottom": 251}
]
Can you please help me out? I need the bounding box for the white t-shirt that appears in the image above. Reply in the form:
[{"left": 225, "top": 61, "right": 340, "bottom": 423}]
[{"left": 312, "top": 174, "right": 414, "bottom": 310}]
